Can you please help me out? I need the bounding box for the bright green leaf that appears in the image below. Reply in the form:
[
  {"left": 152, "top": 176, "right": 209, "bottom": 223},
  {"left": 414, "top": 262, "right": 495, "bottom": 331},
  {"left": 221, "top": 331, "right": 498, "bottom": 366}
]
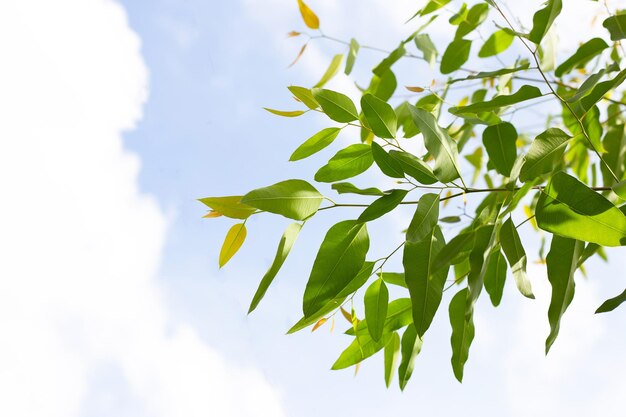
[
  {"left": 361, "top": 94, "right": 397, "bottom": 138},
  {"left": 242, "top": 179, "right": 323, "bottom": 220},
  {"left": 455, "top": 3, "right": 489, "bottom": 40},
  {"left": 388, "top": 150, "right": 438, "bottom": 184},
  {"left": 198, "top": 196, "right": 256, "bottom": 219},
  {"left": 414, "top": 34, "right": 438, "bottom": 67},
  {"left": 406, "top": 193, "right": 440, "bottom": 243},
  {"left": 313, "top": 54, "right": 343, "bottom": 88},
  {"left": 345, "top": 38, "right": 360, "bottom": 75},
  {"left": 358, "top": 189, "right": 408, "bottom": 223},
  {"left": 519, "top": 128, "right": 572, "bottom": 182},
  {"left": 263, "top": 108, "right": 306, "bottom": 117},
  {"left": 312, "top": 88, "right": 358, "bottom": 122},
  {"left": 332, "top": 182, "right": 385, "bottom": 196},
  {"left": 331, "top": 333, "right": 392, "bottom": 370},
  {"left": 500, "top": 217, "right": 535, "bottom": 298},
  {"left": 449, "top": 85, "right": 543, "bottom": 115},
  {"left": 288, "top": 86, "right": 319, "bottom": 109},
  {"left": 315, "top": 144, "right": 374, "bottom": 182},
  {"left": 398, "top": 324, "right": 422, "bottom": 390},
  {"left": 384, "top": 332, "right": 401, "bottom": 388},
  {"left": 482, "top": 122, "right": 518, "bottom": 176},
  {"left": 219, "top": 223, "right": 247, "bottom": 268},
  {"left": 289, "top": 127, "right": 341, "bottom": 161},
  {"left": 371, "top": 142, "right": 404, "bottom": 178},
  {"left": 479, "top": 29, "right": 514, "bottom": 58},
  {"left": 364, "top": 278, "right": 389, "bottom": 341},
  {"left": 440, "top": 39, "right": 472, "bottom": 74}
]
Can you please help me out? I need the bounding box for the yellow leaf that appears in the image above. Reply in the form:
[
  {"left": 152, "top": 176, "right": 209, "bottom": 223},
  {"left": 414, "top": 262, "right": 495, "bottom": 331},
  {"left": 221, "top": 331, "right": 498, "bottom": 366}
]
[
  {"left": 288, "top": 43, "right": 307, "bottom": 68},
  {"left": 524, "top": 205, "right": 537, "bottom": 230},
  {"left": 312, "top": 317, "right": 328, "bottom": 332},
  {"left": 219, "top": 223, "right": 247, "bottom": 268},
  {"left": 340, "top": 306, "right": 352, "bottom": 323},
  {"left": 313, "top": 54, "right": 343, "bottom": 88},
  {"left": 443, "top": 190, "right": 452, "bottom": 207},
  {"left": 203, "top": 211, "right": 223, "bottom": 219},
  {"left": 263, "top": 108, "right": 306, "bottom": 117},
  {"left": 354, "top": 362, "right": 361, "bottom": 377},
  {"left": 329, "top": 317, "right": 335, "bottom": 333},
  {"left": 297, "top": 0, "right": 320, "bottom": 29},
  {"left": 405, "top": 86, "right": 425, "bottom": 93},
  {"left": 287, "top": 30, "right": 301, "bottom": 37}
]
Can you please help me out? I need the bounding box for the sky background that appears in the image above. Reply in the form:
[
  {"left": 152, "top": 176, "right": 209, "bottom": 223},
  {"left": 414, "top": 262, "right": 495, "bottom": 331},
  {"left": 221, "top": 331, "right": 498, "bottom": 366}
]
[{"left": 1, "top": 0, "right": 626, "bottom": 416}]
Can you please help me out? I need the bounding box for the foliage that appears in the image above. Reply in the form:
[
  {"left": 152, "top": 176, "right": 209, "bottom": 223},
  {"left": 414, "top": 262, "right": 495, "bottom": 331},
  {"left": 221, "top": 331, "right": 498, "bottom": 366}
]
[{"left": 200, "top": 0, "right": 626, "bottom": 386}]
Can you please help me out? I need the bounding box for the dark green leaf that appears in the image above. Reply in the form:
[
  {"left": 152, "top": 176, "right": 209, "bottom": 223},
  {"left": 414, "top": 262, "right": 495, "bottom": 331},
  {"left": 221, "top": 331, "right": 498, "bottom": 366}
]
[
  {"left": 388, "top": 150, "right": 438, "bottom": 184},
  {"left": 398, "top": 324, "right": 422, "bottom": 390},
  {"left": 364, "top": 278, "right": 389, "bottom": 341},
  {"left": 384, "top": 332, "right": 401, "bottom": 388},
  {"left": 484, "top": 249, "right": 507, "bottom": 307},
  {"left": 478, "top": 29, "right": 514, "bottom": 58},
  {"left": 449, "top": 288, "right": 474, "bottom": 382},
  {"left": 545, "top": 235, "right": 582, "bottom": 353},
  {"left": 242, "top": 179, "right": 323, "bottom": 220},
  {"left": 440, "top": 39, "right": 472, "bottom": 74},
  {"left": 519, "top": 128, "right": 572, "bottom": 182},
  {"left": 406, "top": 193, "right": 440, "bottom": 243},
  {"left": 449, "top": 85, "right": 543, "bottom": 115},
  {"left": 315, "top": 144, "right": 374, "bottom": 182},
  {"left": 289, "top": 127, "right": 341, "bottom": 161},
  {"left": 345, "top": 38, "right": 360, "bottom": 75},
  {"left": 346, "top": 298, "right": 412, "bottom": 336},
  {"left": 555, "top": 38, "right": 609, "bottom": 77},
  {"left": 528, "top": 0, "right": 562, "bottom": 44},
  {"left": 500, "top": 217, "right": 535, "bottom": 298},
  {"left": 536, "top": 171, "right": 626, "bottom": 246},
  {"left": 482, "top": 122, "right": 518, "bottom": 176},
  {"left": 603, "top": 14, "right": 626, "bottom": 41},
  {"left": 249, "top": 223, "right": 302, "bottom": 313},
  {"left": 371, "top": 142, "right": 404, "bottom": 178},
  {"left": 332, "top": 182, "right": 385, "bottom": 196},
  {"left": 466, "top": 225, "right": 497, "bottom": 315},
  {"left": 312, "top": 88, "right": 359, "bottom": 122},
  {"left": 303, "top": 220, "right": 370, "bottom": 316},
  {"left": 361, "top": 94, "right": 397, "bottom": 138},
  {"left": 595, "top": 288, "right": 626, "bottom": 313},
  {"left": 358, "top": 189, "right": 408, "bottom": 223}
]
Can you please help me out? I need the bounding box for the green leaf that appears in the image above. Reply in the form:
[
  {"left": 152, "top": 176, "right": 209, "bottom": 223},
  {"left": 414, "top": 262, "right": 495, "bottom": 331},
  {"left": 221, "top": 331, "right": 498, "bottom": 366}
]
[
  {"left": 198, "top": 196, "right": 256, "bottom": 219},
  {"left": 347, "top": 298, "right": 413, "bottom": 336},
  {"left": 414, "top": 34, "right": 438, "bottom": 67},
  {"left": 545, "top": 235, "right": 582, "bottom": 353},
  {"left": 406, "top": 193, "right": 440, "bottom": 243},
  {"left": 555, "top": 38, "right": 609, "bottom": 77},
  {"left": 478, "top": 29, "right": 514, "bottom": 58},
  {"left": 312, "top": 88, "right": 359, "bottom": 122},
  {"left": 482, "top": 122, "right": 518, "bottom": 177},
  {"left": 358, "top": 189, "right": 408, "bottom": 223},
  {"left": 449, "top": 288, "right": 474, "bottom": 382},
  {"left": 565, "top": 65, "right": 619, "bottom": 104},
  {"left": 454, "top": 3, "right": 489, "bottom": 40},
  {"left": 450, "top": 62, "right": 530, "bottom": 83},
  {"left": 483, "top": 249, "right": 507, "bottom": 307},
  {"left": 263, "top": 108, "right": 306, "bottom": 117},
  {"left": 373, "top": 43, "right": 406, "bottom": 76},
  {"left": 466, "top": 224, "right": 497, "bottom": 315},
  {"left": 361, "top": 94, "right": 397, "bottom": 138},
  {"left": 603, "top": 14, "right": 626, "bottom": 41},
  {"left": 449, "top": 85, "right": 543, "bottom": 115},
  {"left": 575, "top": 69, "right": 626, "bottom": 115},
  {"left": 366, "top": 69, "right": 398, "bottom": 102},
  {"left": 331, "top": 333, "right": 392, "bottom": 370},
  {"left": 219, "top": 223, "right": 247, "bottom": 268},
  {"left": 519, "top": 128, "right": 572, "bottom": 182},
  {"left": 409, "top": 106, "right": 462, "bottom": 183},
  {"left": 289, "top": 127, "right": 341, "bottom": 161},
  {"left": 364, "top": 278, "right": 389, "bottom": 341},
  {"left": 315, "top": 144, "right": 374, "bottom": 183},
  {"left": 248, "top": 223, "right": 302, "bottom": 313},
  {"left": 303, "top": 220, "right": 370, "bottom": 316},
  {"left": 242, "top": 179, "right": 323, "bottom": 220},
  {"left": 595, "top": 288, "right": 626, "bottom": 313},
  {"left": 612, "top": 179, "right": 626, "bottom": 201},
  {"left": 433, "top": 231, "right": 475, "bottom": 273},
  {"left": 398, "top": 324, "right": 422, "bottom": 390},
  {"left": 331, "top": 182, "right": 385, "bottom": 196},
  {"left": 500, "top": 217, "right": 535, "bottom": 298},
  {"left": 313, "top": 54, "right": 343, "bottom": 88},
  {"left": 527, "top": 0, "right": 562, "bottom": 44},
  {"left": 384, "top": 332, "right": 401, "bottom": 388},
  {"left": 601, "top": 123, "right": 626, "bottom": 186},
  {"left": 536, "top": 171, "right": 626, "bottom": 246},
  {"left": 371, "top": 142, "right": 404, "bottom": 178},
  {"left": 440, "top": 39, "right": 472, "bottom": 74},
  {"left": 388, "top": 150, "right": 438, "bottom": 184},
  {"left": 379, "top": 272, "right": 407, "bottom": 288},
  {"left": 418, "top": 0, "right": 451, "bottom": 16},
  {"left": 404, "top": 225, "right": 448, "bottom": 337},
  {"left": 345, "top": 38, "right": 360, "bottom": 75},
  {"left": 288, "top": 86, "right": 319, "bottom": 109}
]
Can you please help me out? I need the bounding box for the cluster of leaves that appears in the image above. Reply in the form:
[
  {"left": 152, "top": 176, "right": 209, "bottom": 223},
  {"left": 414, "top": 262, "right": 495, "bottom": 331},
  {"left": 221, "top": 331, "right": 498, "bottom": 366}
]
[{"left": 201, "top": 0, "right": 626, "bottom": 386}]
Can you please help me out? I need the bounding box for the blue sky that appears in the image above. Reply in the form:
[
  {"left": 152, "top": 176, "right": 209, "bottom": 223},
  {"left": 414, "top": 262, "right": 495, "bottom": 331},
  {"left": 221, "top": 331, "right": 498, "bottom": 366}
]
[{"left": 2, "top": 0, "right": 626, "bottom": 416}]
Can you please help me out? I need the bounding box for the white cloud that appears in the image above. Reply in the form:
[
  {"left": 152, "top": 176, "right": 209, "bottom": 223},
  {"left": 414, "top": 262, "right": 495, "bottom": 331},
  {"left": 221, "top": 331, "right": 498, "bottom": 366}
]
[{"left": 0, "top": 1, "right": 285, "bottom": 416}]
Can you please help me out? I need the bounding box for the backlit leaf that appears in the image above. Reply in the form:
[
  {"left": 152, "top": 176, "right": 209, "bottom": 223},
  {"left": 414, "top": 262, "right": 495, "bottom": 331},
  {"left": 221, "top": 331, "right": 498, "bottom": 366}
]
[
  {"left": 528, "top": 0, "right": 562, "bottom": 44},
  {"left": 219, "top": 223, "right": 247, "bottom": 268},
  {"left": 312, "top": 317, "right": 328, "bottom": 332},
  {"left": 449, "top": 288, "right": 474, "bottom": 382},
  {"left": 313, "top": 54, "right": 343, "bottom": 88},
  {"left": 479, "top": 29, "right": 514, "bottom": 58},
  {"left": 398, "top": 324, "right": 422, "bottom": 390},
  {"left": 289, "top": 127, "right": 341, "bottom": 161},
  {"left": 414, "top": 34, "right": 438, "bottom": 67},
  {"left": 242, "top": 179, "right": 323, "bottom": 220},
  {"left": 519, "top": 128, "right": 572, "bottom": 182},
  {"left": 483, "top": 249, "right": 507, "bottom": 307},
  {"left": 358, "top": 189, "right": 408, "bottom": 223},
  {"left": 345, "top": 38, "right": 360, "bottom": 75},
  {"left": 312, "top": 88, "right": 358, "bottom": 122},
  {"left": 361, "top": 94, "right": 397, "bottom": 138},
  {"left": 364, "top": 278, "right": 389, "bottom": 341},
  {"left": 288, "top": 86, "right": 319, "bottom": 109},
  {"left": 449, "top": 85, "right": 543, "bottom": 115},
  {"left": 500, "top": 217, "right": 535, "bottom": 298},
  {"left": 332, "top": 182, "right": 385, "bottom": 196},
  {"left": 371, "top": 142, "right": 404, "bottom": 178},
  {"left": 297, "top": 0, "right": 320, "bottom": 29},
  {"left": 331, "top": 333, "right": 392, "bottom": 370},
  {"left": 388, "top": 150, "right": 438, "bottom": 184},
  {"left": 315, "top": 144, "right": 374, "bottom": 182},
  {"left": 384, "top": 332, "right": 401, "bottom": 388},
  {"left": 440, "top": 39, "right": 472, "bottom": 74},
  {"left": 482, "top": 122, "right": 517, "bottom": 176},
  {"left": 406, "top": 193, "right": 440, "bottom": 243},
  {"left": 288, "top": 43, "right": 307, "bottom": 68},
  {"left": 263, "top": 108, "right": 306, "bottom": 117},
  {"left": 198, "top": 196, "right": 256, "bottom": 219}
]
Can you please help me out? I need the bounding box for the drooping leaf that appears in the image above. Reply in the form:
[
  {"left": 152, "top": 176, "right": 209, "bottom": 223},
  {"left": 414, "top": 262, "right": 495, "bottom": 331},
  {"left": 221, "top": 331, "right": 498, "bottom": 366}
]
[
  {"left": 361, "top": 94, "right": 397, "bottom": 138},
  {"left": 601, "top": 123, "right": 626, "bottom": 187},
  {"left": 248, "top": 222, "right": 302, "bottom": 313},
  {"left": 303, "top": 220, "right": 370, "bottom": 316},
  {"left": 404, "top": 225, "right": 447, "bottom": 337},
  {"left": 313, "top": 54, "right": 343, "bottom": 88},
  {"left": 545, "top": 235, "right": 582, "bottom": 353},
  {"left": 219, "top": 223, "right": 247, "bottom": 268},
  {"left": 555, "top": 38, "right": 609, "bottom": 77},
  {"left": 409, "top": 106, "right": 462, "bottom": 183},
  {"left": 478, "top": 29, "right": 514, "bottom": 58},
  {"left": 373, "top": 43, "right": 406, "bottom": 76},
  {"left": 263, "top": 108, "right": 306, "bottom": 117},
  {"left": 564, "top": 64, "right": 619, "bottom": 104},
  {"left": 603, "top": 14, "right": 626, "bottom": 41},
  {"left": 358, "top": 189, "right": 408, "bottom": 223},
  {"left": 449, "top": 85, "right": 543, "bottom": 115},
  {"left": 312, "top": 88, "right": 358, "bottom": 122},
  {"left": 483, "top": 249, "right": 507, "bottom": 307},
  {"left": 519, "top": 128, "right": 572, "bottom": 182},
  {"left": 371, "top": 142, "right": 404, "bottom": 178},
  {"left": 406, "top": 193, "right": 440, "bottom": 243},
  {"left": 347, "top": 298, "right": 413, "bottom": 337},
  {"left": 574, "top": 69, "right": 626, "bottom": 115},
  {"left": 536, "top": 171, "right": 626, "bottom": 246},
  {"left": 466, "top": 224, "right": 497, "bottom": 315},
  {"left": 440, "top": 39, "right": 472, "bottom": 74},
  {"left": 332, "top": 182, "right": 385, "bottom": 196},
  {"left": 482, "top": 122, "right": 517, "bottom": 176},
  {"left": 388, "top": 150, "right": 438, "bottom": 184},
  {"left": 331, "top": 333, "right": 392, "bottom": 370},
  {"left": 527, "top": 0, "right": 562, "bottom": 44},
  {"left": 242, "top": 179, "right": 323, "bottom": 220},
  {"left": 297, "top": 0, "right": 320, "bottom": 29},
  {"left": 289, "top": 127, "right": 341, "bottom": 161},
  {"left": 414, "top": 34, "right": 438, "bottom": 67},
  {"left": 449, "top": 288, "right": 474, "bottom": 382},
  {"left": 315, "top": 144, "right": 374, "bottom": 182},
  {"left": 345, "top": 38, "right": 360, "bottom": 75},
  {"left": 198, "top": 196, "right": 256, "bottom": 219},
  {"left": 500, "top": 217, "right": 535, "bottom": 298},
  {"left": 454, "top": 3, "right": 489, "bottom": 40},
  {"left": 595, "top": 288, "right": 626, "bottom": 313},
  {"left": 433, "top": 231, "right": 475, "bottom": 273},
  {"left": 612, "top": 179, "right": 626, "bottom": 201},
  {"left": 384, "top": 332, "right": 401, "bottom": 388},
  {"left": 364, "top": 278, "right": 389, "bottom": 341},
  {"left": 288, "top": 85, "right": 319, "bottom": 109},
  {"left": 398, "top": 324, "right": 422, "bottom": 390}
]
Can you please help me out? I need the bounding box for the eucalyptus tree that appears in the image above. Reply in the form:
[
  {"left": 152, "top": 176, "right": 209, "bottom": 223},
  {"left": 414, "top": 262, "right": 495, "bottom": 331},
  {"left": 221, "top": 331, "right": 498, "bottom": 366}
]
[{"left": 200, "top": 0, "right": 626, "bottom": 386}]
